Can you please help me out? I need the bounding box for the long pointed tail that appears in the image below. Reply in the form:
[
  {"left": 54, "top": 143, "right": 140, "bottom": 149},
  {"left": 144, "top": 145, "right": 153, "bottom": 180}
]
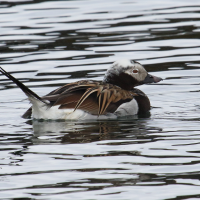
[{"left": 0, "top": 67, "right": 48, "bottom": 105}]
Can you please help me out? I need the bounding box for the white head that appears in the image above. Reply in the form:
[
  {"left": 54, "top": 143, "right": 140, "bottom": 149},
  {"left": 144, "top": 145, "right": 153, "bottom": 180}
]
[{"left": 103, "top": 59, "right": 162, "bottom": 90}]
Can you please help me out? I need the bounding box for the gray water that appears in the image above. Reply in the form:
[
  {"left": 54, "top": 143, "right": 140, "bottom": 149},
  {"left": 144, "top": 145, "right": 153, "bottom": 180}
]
[{"left": 1, "top": 0, "right": 200, "bottom": 199}]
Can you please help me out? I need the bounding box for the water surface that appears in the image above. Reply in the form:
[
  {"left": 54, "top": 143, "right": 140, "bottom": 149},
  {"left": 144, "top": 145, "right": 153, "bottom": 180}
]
[{"left": 1, "top": 0, "right": 200, "bottom": 199}]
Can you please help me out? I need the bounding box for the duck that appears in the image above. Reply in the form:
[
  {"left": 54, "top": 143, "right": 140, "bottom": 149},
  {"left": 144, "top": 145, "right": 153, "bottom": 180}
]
[{"left": 0, "top": 59, "right": 162, "bottom": 120}]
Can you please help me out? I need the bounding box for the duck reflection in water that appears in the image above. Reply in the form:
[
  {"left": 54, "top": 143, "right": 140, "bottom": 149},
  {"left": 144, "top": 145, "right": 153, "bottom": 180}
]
[{"left": 31, "top": 117, "right": 161, "bottom": 145}]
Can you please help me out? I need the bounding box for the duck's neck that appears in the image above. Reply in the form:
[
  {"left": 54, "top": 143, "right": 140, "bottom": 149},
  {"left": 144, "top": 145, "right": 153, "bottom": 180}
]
[{"left": 103, "top": 72, "right": 138, "bottom": 90}]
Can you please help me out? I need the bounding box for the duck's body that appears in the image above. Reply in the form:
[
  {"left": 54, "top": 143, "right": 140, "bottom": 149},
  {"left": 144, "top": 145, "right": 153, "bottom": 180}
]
[
  {"left": 0, "top": 59, "right": 162, "bottom": 120},
  {"left": 24, "top": 80, "right": 145, "bottom": 120}
]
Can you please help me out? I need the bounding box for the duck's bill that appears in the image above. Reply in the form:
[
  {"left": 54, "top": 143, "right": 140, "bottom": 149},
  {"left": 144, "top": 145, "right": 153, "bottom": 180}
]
[{"left": 140, "top": 74, "right": 163, "bottom": 84}]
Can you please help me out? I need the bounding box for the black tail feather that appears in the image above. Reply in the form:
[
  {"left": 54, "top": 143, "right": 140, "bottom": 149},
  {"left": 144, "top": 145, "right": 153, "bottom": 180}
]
[{"left": 0, "top": 67, "right": 47, "bottom": 104}]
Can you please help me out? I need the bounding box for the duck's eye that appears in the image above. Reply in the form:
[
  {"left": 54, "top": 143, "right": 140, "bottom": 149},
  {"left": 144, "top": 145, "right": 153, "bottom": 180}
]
[{"left": 133, "top": 69, "right": 138, "bottom": 74}]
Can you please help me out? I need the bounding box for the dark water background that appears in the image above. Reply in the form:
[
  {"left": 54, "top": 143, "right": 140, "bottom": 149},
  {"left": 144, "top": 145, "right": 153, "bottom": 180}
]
[{"left": 1, "top": 0, "right": 200, "bottom": 199}]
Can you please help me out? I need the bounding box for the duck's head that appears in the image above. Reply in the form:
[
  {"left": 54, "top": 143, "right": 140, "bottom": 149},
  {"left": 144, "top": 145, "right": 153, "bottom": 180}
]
[{"left": 103, "top": 59, "right": 162, "bottom": 90}]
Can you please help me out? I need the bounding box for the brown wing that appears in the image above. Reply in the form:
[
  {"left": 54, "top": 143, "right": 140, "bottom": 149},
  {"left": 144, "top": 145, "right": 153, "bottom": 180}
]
[
  {"left": 96, "top": 87, "right": 137, "bottom": 115},
  {"left": 23, "top": 80, "right": 138, "bottom": 117},
  {"left": 43, "top": 80, "right": 102, "bottom": 115},
  {"left": 48, "top": 81, "right": 137, "bottom": 115}
]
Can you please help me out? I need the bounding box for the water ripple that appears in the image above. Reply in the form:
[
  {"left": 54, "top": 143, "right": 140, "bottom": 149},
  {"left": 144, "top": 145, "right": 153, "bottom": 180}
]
[{"left": 1, "top": 0, "right": 200, "bottom": 199}]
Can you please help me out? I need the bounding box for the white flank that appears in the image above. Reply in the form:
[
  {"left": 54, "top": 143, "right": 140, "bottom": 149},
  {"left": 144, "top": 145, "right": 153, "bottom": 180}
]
[{"left": 114, "top": 98, "right": 138, "bottom": 116}]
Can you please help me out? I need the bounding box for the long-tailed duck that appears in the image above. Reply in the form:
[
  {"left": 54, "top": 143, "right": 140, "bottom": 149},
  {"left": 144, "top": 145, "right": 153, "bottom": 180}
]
[{"left": 0, "top": 59, "right": 162, "bottom": 120}]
